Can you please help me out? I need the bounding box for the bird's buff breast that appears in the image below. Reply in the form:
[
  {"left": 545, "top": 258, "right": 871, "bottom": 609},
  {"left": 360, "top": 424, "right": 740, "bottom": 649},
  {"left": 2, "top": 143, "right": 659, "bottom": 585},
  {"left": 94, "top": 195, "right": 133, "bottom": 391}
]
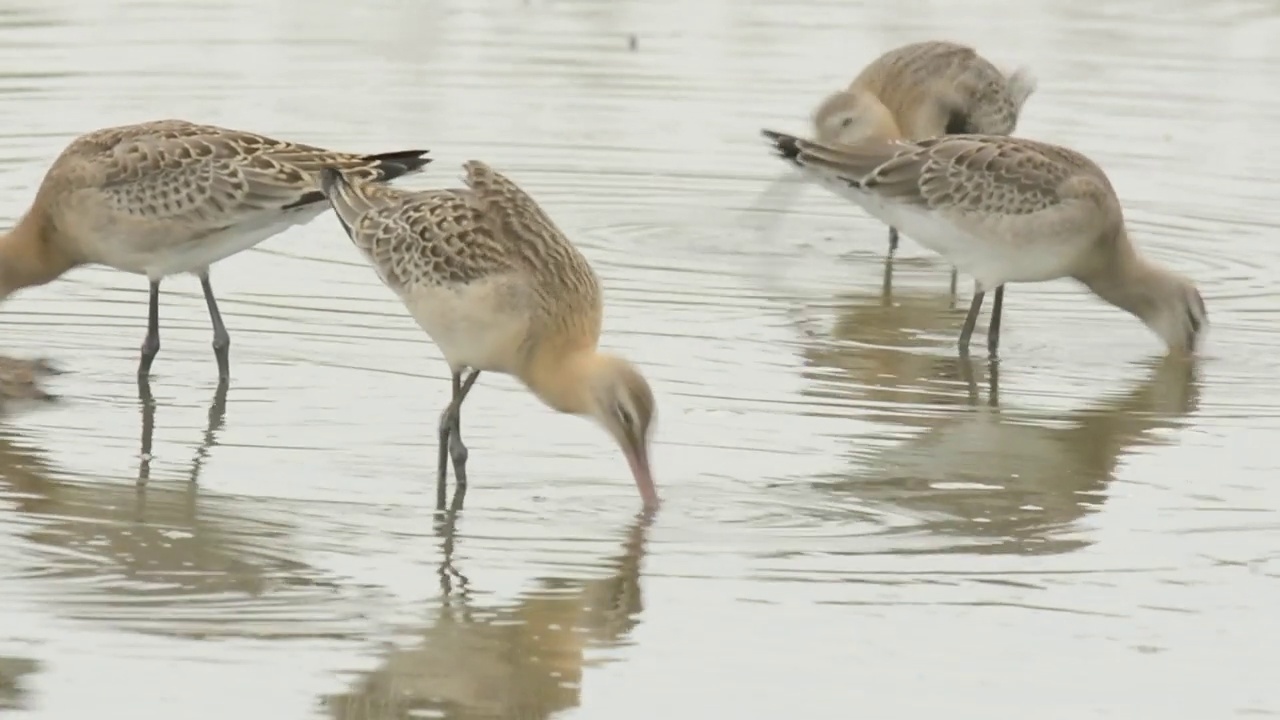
[{"left": 402, "top": 277, "right": 533, "bottom": 374}]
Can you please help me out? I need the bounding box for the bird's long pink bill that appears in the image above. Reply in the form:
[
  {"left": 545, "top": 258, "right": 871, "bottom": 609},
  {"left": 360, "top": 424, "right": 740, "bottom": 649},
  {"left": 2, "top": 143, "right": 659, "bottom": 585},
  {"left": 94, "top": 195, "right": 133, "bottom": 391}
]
[{"left": 626, "top": 446, "right": 659, "bottom": 509}]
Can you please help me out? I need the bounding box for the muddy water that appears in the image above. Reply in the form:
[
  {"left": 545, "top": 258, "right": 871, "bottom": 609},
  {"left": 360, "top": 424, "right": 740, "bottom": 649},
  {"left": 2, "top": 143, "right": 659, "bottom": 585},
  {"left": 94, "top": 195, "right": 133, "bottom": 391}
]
[{"left": 2, "top": 0, "right": 1279, "bottom": 717}]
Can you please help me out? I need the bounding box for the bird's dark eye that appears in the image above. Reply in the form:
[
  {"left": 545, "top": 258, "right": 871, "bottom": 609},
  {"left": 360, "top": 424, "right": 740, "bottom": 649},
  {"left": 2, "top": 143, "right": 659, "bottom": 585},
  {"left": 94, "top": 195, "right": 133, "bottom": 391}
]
[
  {"left": 1186, "top": 291, "right": 1206, "bottom": 335},
  {"left": 615, "top": 404, "right": 634, "bottom": 430},
  {"left": 840, "top": 117, "right": 853, "bottom": 128}
]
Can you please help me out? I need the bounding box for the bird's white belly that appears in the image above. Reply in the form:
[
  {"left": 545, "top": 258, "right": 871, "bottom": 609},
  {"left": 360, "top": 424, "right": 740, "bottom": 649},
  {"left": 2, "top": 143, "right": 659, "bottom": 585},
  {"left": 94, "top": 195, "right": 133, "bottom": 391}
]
[
  {"left": 401, "top": 278, "right": 531, "bottom": 374},
  {"left": 821, "top": 178, "right": 1085, "bottom": 289},
  {"left": 887, "top": 205, "right": 1088, "bottom": 288},
  {"left": 814, "top": 175, "right": 921, "bottom": 244},
  {"left": 94, "top": 207, "right": 329, "bottom": 279}
]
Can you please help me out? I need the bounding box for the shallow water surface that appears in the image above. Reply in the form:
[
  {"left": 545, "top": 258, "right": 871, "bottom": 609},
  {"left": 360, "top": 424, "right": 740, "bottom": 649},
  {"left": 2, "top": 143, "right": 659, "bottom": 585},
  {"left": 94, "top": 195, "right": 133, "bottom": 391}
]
[{"left": 2, "top": 0, "right": 1279, "bottom": 717}]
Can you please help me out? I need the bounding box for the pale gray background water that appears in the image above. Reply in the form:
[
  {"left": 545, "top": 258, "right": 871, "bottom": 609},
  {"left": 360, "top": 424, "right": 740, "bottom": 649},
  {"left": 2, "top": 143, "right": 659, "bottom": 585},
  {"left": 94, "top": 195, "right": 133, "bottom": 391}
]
[{"left": 1, "top": 0, "right": 1278, "bottom": 717}]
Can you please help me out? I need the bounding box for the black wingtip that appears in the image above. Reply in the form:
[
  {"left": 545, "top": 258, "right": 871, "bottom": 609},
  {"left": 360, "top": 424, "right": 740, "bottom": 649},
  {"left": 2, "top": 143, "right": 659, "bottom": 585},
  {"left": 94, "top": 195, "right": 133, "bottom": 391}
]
[
  {"left": 366, "top": 149, "right": 432, "bottom": 182},
  {"left": 33, "top": 358, "right": 66, "bottom": 376},
  {"left": 288, "top": 157, "right": 425, "bottom": 212},
  {"left": 761, "top": 128, "right": 804, "bottom": 167}
]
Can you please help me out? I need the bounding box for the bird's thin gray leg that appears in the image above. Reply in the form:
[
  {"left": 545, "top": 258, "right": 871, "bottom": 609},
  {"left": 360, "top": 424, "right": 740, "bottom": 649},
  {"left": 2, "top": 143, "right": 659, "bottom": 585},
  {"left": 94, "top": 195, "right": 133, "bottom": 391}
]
[
  {"left": 436, "top": 405, "right": 451, "bottom": 511},
  {"left": 959, "top": 289, "right": 986, "bottom": 356},
  {"left": 988, "top": 285, "right": 1006, "bottom": 356},
  {"left": 437, "top": 369, "right": 482, "bottom": 511},
  {"left": 949, "top": 267, "right": 959, "bottom": 299},
  {"left": 888, "top": 226, "right": 900, "bottom": 254},
  {"left": 198, "top": 272, "right": 231, "bottom": 381},
  {"left": 136, "top": 375, "right": 157, "bottom": 485},
  {"left": 880, "top": 254, "right": 894, "bottom": 302},
  {"left": 138, "top": 280, "right": 162, "bottom": 379}
]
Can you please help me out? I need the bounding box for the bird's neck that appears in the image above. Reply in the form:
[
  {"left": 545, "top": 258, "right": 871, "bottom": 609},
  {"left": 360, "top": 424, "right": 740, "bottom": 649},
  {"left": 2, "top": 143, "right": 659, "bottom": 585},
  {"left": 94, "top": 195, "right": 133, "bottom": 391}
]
[
  {"left": 0, "top": 211, "right": 78, "bottom": 298},
  {"left": 862, "top": 94, "right": 906, "bottom": 141},
  {"left": 519, "top": 342, "right": 599, "bottom": 416},
  {"left": 1075, "top": 228, "right": 1180, "bottom": 325}
]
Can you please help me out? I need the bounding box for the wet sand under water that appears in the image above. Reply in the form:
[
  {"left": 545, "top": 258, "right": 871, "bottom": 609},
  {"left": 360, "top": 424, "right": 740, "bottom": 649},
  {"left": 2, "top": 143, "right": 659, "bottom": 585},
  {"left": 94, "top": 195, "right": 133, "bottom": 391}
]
[{"left": 2, "top": 0, "right": 1280, "bottom": 717}]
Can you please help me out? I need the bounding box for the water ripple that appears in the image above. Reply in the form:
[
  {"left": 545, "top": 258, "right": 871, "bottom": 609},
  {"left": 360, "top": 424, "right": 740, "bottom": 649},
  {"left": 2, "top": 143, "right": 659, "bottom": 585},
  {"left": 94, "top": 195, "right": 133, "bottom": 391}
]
[{"left": 1, "top": 0, "right": 1279, "bottom": 716}]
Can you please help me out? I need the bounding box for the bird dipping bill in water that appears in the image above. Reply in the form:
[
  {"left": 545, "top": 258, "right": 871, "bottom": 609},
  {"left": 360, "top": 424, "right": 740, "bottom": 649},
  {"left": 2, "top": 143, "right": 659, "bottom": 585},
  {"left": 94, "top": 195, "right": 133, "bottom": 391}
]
[
  {"left": 318, "top": 159, "right": 658, "bottom": 511},
  {"left": 761, "top": 129, "right": 1208, "bottom": 356},
  {"left": 810, "top": 40, "right": 1038, "bottom": 292},
  {"left": 0, "top": 119, "right": 431, "bottom": 381}
]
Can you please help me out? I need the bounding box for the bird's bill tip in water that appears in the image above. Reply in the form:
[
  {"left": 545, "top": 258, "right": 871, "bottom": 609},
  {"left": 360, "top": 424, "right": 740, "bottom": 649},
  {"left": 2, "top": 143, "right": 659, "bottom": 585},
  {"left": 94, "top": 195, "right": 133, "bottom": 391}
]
[{"left": 626, "top": 444, "right": 659, "bottom": 509}]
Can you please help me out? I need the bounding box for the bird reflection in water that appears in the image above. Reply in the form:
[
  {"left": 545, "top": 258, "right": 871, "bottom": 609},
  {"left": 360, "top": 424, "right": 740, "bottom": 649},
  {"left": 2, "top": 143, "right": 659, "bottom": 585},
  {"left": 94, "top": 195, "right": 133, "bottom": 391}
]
[
  {"left": 798, "top": 287, "right": 1200, "bottom": 554},
  {"left": 0, "top": 378, "right": 337, "bottom": 635},
  {"left": 135, "top": 376, "right": 228, "bottom": 489},
  {"left": 0, "top": 656, "right": 39, "bottom": 712},
  {"left": 876, "top": 251, "right": 964, "bottom": 314},
  {"left": 321, "top": 510, "right": 656, "bottom": 720},
  {"left": 800, "top": 284, "right": 992, "bottom": 413}
]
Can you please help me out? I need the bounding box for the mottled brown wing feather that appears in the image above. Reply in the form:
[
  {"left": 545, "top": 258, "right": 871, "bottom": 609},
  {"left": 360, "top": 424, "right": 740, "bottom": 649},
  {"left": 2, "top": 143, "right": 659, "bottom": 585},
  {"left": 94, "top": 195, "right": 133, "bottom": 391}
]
[
  {"left": 792, "top": 134, "right": 1096, "bottom": 217},
  {"left": 331, "top": 179, "right": 517, "bottom": 293},
  {"left": 894, "top": 136, "right": 1072, "bottom": 215},
  {"left": 77, "top": 122, "right": 425, "bottom": 232},
  {"left": 104, "top": 145, "right": 302, "bottom": 224},
  {"left": 462, "top": 161, "right": 569, "bottom": 254},
  {"left": 462, "top": 160, "right": 600, "bottom": 302},
  {"left": 848, "top": 41, "right": 1032, "bottom": 138},
  {"left": 784, "top": 135, "right": 916, "bottom": 196}
]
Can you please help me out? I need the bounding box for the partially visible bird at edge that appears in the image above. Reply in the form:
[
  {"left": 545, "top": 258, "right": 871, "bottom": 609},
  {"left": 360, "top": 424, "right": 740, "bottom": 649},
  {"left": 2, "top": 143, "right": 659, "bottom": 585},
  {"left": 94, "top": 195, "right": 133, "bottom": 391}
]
[
  {"left": 0, "top": 119, "right": 431, "bottom": 382},
  {"left": 760, "top": 129, "right": 1208, "bottom": 357},
  {"left": 318, "top": 159, "right": 659, "bottom": 512},
  {"left": 0, "top": 354, "right": 62, "bottom": 406},
  {"left": 810, "top": 40, "right": 1038, "bottom": 295}
]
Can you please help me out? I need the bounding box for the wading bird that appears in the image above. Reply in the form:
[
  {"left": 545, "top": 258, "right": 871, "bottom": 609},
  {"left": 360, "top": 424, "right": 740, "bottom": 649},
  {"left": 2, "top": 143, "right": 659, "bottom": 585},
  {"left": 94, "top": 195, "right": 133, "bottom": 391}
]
[
  {"left": 319, "top": 160, "right": 658, "bottom": 512},
  {"left": 811, "top": 40, "right": 1037, "bottom": 292},
  {"left": 761, "top": 129, "right": 1207, "bottom": 356},
  {"left": 0, "top": 119, "right": 430, "bottom": 380}
]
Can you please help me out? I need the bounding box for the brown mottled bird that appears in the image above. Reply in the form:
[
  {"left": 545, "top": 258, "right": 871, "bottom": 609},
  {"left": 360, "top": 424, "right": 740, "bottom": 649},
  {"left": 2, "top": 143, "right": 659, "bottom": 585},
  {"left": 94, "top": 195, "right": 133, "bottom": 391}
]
[
  {"left": 0, "top": 355, "right": 61, "bottom": 405},
  {"left": 811, "top": 41, "right": 1037, "bottom": 290},
  {"left": 319, "top": 160, "right": 658, "bottom": 512},
  {"left": 0, "top": 119, "right": 431, "bottom": 380},
  {"left": 762, "top": 130, "right": 1207, "bottom": 356}
]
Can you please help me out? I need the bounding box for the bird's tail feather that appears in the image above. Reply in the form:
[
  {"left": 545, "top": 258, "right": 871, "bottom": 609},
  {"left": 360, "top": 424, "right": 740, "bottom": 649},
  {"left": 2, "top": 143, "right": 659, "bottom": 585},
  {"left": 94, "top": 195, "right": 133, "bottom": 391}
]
[
  {"left": 318, "top": 167, "right": 375, "bottom": 239},
  {"left": 364, "top": 149, "right": 432, "bottom": 183}
]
